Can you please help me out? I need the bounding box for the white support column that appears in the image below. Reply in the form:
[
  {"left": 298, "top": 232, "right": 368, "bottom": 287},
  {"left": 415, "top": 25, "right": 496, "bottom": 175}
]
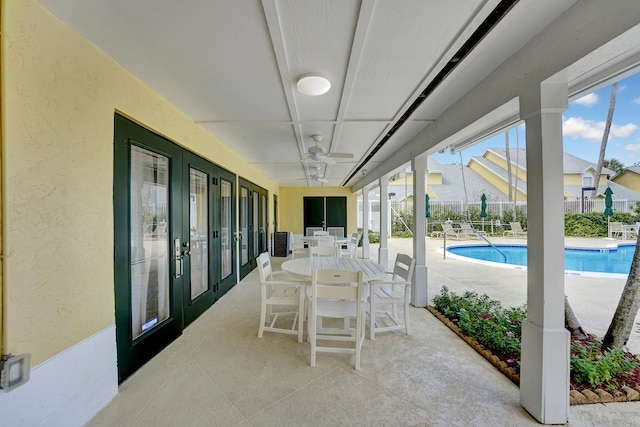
[
  {"left": 378, "top": 177, "right": 390, "bottom": 270},
  {"left": 519, "top": 76, "right": 570, "bottom": 424},
  {"left": 411, "top": 156, "right": 428, "bottom": 307},
  {"left": 362, "top": 187, "right": 370, "bottom": 259}
]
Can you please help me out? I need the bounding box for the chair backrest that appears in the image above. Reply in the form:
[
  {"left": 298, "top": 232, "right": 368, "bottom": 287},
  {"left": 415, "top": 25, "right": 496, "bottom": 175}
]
[
  {"left": 312, "top": 269, "right": 363, "bottom": 305},
  {"left": 291, "top": 233, "right": 305, "bottom": 248},
  {"left": 311, "top": 245, "right": 337, "bottom": 257},
  {"left": 441, "top": 222, "right": 453, "bottom": 232},
  {"left": 316, "top": 235, "right": 336, "bottom": 247},
  {"left": 392, "top": 253, "right": 416, "bottom": 283},
  {"left": 510, "top": 222, "right": 523, "bottom": 232},
  {"left": 314, "top": 230, "right": 329, "bottom": 236},
  {"left": 256, "top": 252, "right": 272, "bottom": 283},
  {"left": 460, "top": 222, "right": 472, "bottom": 230},
  {"left": 610, "top": 221, "right": 623, "bottom": 231}
]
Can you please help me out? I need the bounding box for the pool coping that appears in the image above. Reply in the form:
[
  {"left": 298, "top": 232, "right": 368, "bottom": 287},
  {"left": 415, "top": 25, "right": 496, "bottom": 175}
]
[{"left": 437, "top": 242, "right": 634, "bottom": 279}]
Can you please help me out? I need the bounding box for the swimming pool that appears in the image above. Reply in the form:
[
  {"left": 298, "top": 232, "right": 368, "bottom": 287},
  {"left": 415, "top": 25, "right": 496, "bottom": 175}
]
[{"left": 445, "top": 244, "right": 636, "bottom": 277}]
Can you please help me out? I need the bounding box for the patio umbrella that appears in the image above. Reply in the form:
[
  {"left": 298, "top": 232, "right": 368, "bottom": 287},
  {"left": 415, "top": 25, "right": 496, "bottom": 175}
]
[
  {"left": 480, "top": 193, "right": 487, "bottom": 232},
  {"left": 604, "top": 187, "right": 613, "bottom": 238},
  {"left": 425, "top": 194, "right": 431, "bottom": 218},
  {"left": 425, "top": 193, "right": 431, "bottom": 237}
]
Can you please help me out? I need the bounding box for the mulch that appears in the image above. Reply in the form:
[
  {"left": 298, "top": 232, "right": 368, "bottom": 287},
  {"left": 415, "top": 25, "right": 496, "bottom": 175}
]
[{"left": 426, "top": 305, "right": 640, "bottom": 405}]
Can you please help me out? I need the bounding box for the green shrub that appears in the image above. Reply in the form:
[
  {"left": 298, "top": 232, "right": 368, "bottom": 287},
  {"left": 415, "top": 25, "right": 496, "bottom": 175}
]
[
  {"left": 432, "top": 286, "right": 525, "bottom": 357},
  {"left": 570, "top": 339, "right": 638, "bottom": 389},
  {"left": 432, "top": 287, "right": 640, "bottom": 389}
]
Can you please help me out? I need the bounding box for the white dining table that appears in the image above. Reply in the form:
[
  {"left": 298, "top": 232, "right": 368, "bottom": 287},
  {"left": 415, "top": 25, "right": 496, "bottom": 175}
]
[{"left": 281, "top": 257, "right": 385, "bottom": 281}]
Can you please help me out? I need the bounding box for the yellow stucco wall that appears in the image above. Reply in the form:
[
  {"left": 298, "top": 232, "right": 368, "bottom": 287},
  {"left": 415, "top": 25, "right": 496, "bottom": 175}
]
[
  {"left": 613, "top": 171, "right": 640, "bottom": 192},
  {"left": 3, "top": 0, "right": 277, "bottom": 364},
  {"left": 278, "top": 187, "right": 357, "bottom": 235}
]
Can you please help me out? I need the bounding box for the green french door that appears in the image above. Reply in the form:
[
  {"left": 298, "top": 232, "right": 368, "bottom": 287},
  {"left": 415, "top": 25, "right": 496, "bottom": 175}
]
[
  {"left": 114, "top": 115, "right": 236, "bottom": 382},
  {"left": 303, "top": 196, "right": 347, "bottom": 237},
  {"left": 238, "top": 178, "right": 267, "bottom": 279}
]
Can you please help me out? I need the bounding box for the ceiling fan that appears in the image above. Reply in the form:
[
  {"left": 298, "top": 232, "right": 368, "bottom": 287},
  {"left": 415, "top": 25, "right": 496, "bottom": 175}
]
[
  {"left": 304, "top": 134, "right": 354, "bottom": 165},
  {"left": 297, "top": 165, "right": 328, "bottom": 183}
]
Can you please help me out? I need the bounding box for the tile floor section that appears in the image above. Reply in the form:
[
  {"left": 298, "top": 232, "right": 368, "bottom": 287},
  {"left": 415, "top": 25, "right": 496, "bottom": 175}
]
[{"left": 88, "top": 238, "right": 640, "bottom": 426}]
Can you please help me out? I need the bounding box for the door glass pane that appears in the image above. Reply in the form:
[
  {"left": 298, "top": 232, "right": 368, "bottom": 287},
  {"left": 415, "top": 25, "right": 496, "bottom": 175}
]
[
  {"left": 221, "top": 179, "right": 232, "bottom": 279},
  {"left": 240, "top": 187, "right": 248, "bottom": 265},
  {"left": 262, "top": 194, "right": 267, "bottom": 251},
  {"left": 130, "top": 146, "right": 170, "bottom": 340},
  {"left": 189, "top": 168, "right": 208, "bottom": 300},
  {"left": 253, "top": 192, "right": 259, "bottom": 256}
]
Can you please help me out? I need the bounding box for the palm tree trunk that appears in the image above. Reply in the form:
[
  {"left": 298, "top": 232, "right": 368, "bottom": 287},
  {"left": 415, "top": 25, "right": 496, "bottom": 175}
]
[
  {"left": 592, "top": 82, "right": 618, "bottom": 198},
  {"left": 565, "top": 297, "right": 587, "bottom": 339},
  {"left": 505, "top": 131, "right": 512, "bottom": 203},
  {"left": 603, "top": 233, "right": 640, "bottom": 348}
]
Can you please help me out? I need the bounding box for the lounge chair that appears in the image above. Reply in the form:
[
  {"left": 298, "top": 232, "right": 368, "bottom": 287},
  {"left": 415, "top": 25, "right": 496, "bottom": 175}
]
[
  {"left": 504, "top": 221, "right": 527, "bottom": 238},
  {"left": 440, "top": 222, "right": 462, "bottom": 240},
  {"left": 609, "top": 222, "right": 623, "bottom": 239},
  {"left": 458, "top": 222, "right": 479, "bottom": 240}
]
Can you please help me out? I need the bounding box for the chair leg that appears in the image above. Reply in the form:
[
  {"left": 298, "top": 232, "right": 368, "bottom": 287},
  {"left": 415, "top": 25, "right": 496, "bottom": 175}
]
[
  {"left": 404, "top": 286, "right": 411, "bottom": 335},
  {"left": 297, "top": 288, "right": 305, "bottom": 343},
  {"left": 310, "top": 314, "right": 317, "bottom": 367},
  {"left": 258, "top": 303, "right": 267, "bottom": 338},
  {"left": 369, "top": 286, "right": 376, "bottom": 340}
]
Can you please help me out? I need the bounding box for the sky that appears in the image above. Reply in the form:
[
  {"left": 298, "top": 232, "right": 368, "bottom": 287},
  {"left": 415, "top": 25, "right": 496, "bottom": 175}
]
[{"left": 431, "top": 72, "right": 640, "bottom": 167}]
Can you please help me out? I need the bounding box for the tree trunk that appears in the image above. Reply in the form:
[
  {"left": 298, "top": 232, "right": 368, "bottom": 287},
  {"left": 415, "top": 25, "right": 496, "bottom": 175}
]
[
  {"left": 592, "top": 82, "right": 617, "bottom": 198},
  {"left": 565, "top": 297, "right": 587, "bottom": 339},
  {"left": 505, "top": 131, "right": 512, "bottom": 203},
  {"left": 603, "top": 234, "right": 640, "bottom": 349}
]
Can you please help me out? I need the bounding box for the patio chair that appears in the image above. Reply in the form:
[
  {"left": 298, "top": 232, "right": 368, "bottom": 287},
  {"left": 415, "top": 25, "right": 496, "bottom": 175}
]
[
  {"left": 368, "top": 253, "right": 415, "bottom": 340},
  {"left": 257, "top": 252, "right": 306, "bottom": 343},
  {"left": 308, "top": 269, "right": 365, "bottom": 370},
  {"left": 504, "top": 221, "right": 527, "bottom": 238},
  {"left": 316, "top": 235, "right": 336, "bottom": 247},
  {"left": 291, "top": 233, "right": 308, "bottom": 258},
  {"left": 440, "top": 222, "right": 462, "bottom": 240},
  {"left": 609, "top": 222, "right": 623, "bottom": 239},
  {"left": 458, "top": 222, "right": 479, "bottom": 240},
  {"left": 339, "top": 233, "right": 359, "bottom": 258},
  {"left": 310, "top": 244, "right": 338, "bottom": 257},
  {"left": 313, "top": 230, "right": 329, "bottom": 236}
]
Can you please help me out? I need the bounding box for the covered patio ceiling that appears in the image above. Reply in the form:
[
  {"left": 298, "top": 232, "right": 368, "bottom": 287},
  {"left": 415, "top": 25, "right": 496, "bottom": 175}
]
[{"left": 39, "top": 0, "right": 640, "bottom": 188}]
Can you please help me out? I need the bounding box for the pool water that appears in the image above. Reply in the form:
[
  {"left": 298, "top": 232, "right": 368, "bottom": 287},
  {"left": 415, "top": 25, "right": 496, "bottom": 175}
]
[{"left": 446, "top": 244, "right": 637, "bottom": 275}]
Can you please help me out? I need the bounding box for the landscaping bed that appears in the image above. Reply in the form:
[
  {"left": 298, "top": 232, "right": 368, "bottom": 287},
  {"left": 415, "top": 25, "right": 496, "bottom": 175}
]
[{"left": 428, "top": 287, "right": 640, "bottom": 405}]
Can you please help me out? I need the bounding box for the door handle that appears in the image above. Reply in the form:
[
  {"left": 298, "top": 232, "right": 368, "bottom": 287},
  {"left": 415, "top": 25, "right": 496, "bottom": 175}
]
[{"left": 174, "top": 238, "right": 183, "bottom": 278}]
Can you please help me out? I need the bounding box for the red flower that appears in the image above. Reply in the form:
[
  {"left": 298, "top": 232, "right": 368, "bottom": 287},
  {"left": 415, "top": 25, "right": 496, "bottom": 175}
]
[{"left": 482, "top": 314, "right": 489, "bottom": 320}]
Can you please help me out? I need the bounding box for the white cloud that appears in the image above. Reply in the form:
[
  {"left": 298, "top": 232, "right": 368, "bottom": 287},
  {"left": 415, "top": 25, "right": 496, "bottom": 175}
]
[
  {"left": 633, "top": 97, "right": 640, "bottom": 105},
  {"left": 572, "top": 93, "right": 598, "bottom": 106},
  {"left": 563, "top": 116, "right": 638, "bottom": 141},
  {"left": 624, "top": 144, "right": 640, "bottom": 152}
]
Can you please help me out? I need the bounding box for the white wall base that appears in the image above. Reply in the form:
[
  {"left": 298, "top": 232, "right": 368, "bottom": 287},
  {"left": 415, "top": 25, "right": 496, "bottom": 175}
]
[{"left": 0, "top": 325, "right": 118, "bottom": 427}]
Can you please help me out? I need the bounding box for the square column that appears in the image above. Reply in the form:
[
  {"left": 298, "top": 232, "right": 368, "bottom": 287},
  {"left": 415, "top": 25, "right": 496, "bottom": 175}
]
[
  {"left": 411, "top": 156, "right": 428, "bottom": 307},
  {"left": 362, "top": 187, "right": 370, "bottom": 259},
  {"left": 519, "top": 77, "right": 570, "bottom": 424},
  {"left": 378, "top": 177, "right": 389, "bottom": 270}
]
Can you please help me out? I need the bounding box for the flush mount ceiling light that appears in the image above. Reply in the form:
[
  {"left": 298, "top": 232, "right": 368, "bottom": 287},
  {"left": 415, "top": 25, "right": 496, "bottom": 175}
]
[{"left": 296, "top": 73, "right": 331, "bottom": 96}]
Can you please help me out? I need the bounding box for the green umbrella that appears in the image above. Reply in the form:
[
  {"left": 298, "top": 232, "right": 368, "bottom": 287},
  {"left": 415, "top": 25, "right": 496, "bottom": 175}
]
[
  {"left": 604, "top": 187, "right": 613, "bottom": 217},
  {"left": 480, "top": 193, "right": 487, "bottom": 233},
  {"left": 480, "top": 194, "right": 487, "bottom": 218},
  {"left": 604, "top": 187, "right": 613, "bottom": 238},
  {"left": 425, "top": 194, "right": 431, "bottom": 218}
]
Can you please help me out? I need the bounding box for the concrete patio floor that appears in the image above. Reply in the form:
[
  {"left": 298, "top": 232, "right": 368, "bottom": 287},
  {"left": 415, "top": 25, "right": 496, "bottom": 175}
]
[{"left": 87, "top": 236, "right": 640, "bottom": 426}]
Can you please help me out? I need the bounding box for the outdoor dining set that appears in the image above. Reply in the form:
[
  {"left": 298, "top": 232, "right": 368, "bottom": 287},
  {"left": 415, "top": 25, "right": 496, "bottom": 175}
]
[{"left": 256, "top": 232, "right": 416, "bottom": 370}]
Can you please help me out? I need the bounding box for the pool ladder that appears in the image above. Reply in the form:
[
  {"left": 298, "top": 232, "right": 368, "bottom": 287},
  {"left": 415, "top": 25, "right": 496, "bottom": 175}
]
[{"left": 443, "top": 227, "right": 508, "bottom": 263}]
